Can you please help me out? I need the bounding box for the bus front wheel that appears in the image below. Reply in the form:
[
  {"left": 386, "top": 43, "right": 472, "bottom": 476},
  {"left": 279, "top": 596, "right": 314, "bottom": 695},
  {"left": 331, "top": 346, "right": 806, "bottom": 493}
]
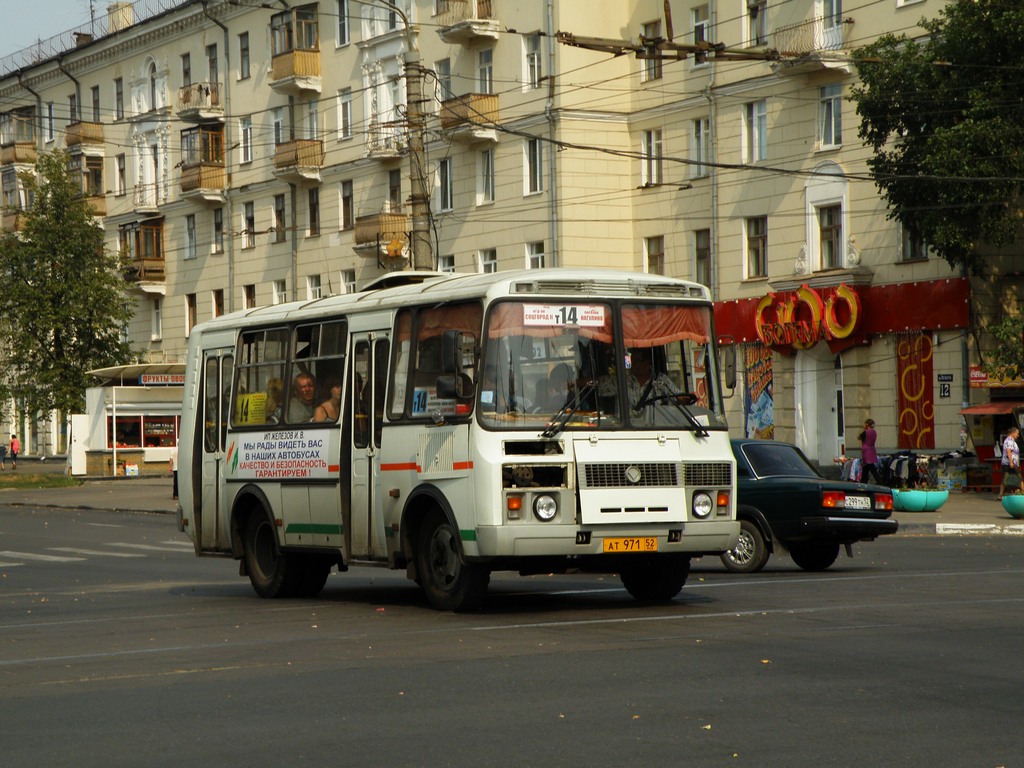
[
  {"left": 620, "top": 555, "right": 690, "bottom": 602},
  {"left": 244, "top": 514, "right": 300, "bottom": 598},
  {"left": 416, "top": 511, "right": 489, "bottom": 612}
]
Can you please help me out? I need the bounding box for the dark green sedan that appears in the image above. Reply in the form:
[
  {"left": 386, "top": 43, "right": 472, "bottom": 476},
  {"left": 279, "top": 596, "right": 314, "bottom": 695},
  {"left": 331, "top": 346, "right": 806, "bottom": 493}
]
[{"left": 723, "top": 439, "right": 898, "bottom": 573}]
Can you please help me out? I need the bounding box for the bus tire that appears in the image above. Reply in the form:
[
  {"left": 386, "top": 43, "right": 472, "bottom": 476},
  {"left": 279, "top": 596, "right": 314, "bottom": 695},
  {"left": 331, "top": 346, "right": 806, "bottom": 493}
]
[
  {"left": 620, "top": 555, "right": 690, "bottom": 602},
  {"left": 243, "top": 514, "right": 300, "bottom": 598},
  {"left": 295, "top": 556, "right": 332, "bottom": 597},
  {"left": 416, "top": 511, "right": 489, "bottom": 612}
]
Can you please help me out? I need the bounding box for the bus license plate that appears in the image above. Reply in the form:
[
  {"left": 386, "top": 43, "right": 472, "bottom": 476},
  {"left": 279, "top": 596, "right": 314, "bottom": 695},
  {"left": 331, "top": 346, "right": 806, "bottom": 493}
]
[{"left": 603, "top": 537, "right": 659, "bottom": 553}]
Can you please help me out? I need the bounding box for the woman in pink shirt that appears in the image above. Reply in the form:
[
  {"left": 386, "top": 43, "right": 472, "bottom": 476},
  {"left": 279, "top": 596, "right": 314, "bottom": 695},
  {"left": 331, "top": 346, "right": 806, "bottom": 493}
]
[{"left": 859, "top": 419, "right": 880, "bottom": 484}]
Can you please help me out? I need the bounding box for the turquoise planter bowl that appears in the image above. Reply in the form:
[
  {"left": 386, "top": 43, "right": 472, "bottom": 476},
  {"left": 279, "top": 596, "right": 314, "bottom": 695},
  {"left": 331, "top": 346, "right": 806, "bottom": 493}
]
[
  {"left": 1001, "top": 495, "right": 1024, "bottom": 519},
  {"left": 892, "top": 488, "right": 949, "bottom": 512}
]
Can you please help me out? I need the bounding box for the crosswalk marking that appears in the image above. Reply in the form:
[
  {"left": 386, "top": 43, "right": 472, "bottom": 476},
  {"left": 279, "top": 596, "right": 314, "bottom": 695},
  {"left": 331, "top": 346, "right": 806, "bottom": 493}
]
[
  {"left": 0, "top": 561, "right": 24, "bottom": 567},
  {"left": 0, "top": 551, "right": 85, "bottom": 563},
  {"left": 110, "top": 542, "right": 191, "bottom": 552},
  {"left": 49, "top": 547, "right": 145, "bottom": 558}
]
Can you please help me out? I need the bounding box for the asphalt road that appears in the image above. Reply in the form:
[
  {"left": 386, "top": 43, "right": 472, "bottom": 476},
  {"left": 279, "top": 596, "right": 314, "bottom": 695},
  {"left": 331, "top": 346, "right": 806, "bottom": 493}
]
[{"left": 2, "top": 504, "right": 1022, "bottom": 767}]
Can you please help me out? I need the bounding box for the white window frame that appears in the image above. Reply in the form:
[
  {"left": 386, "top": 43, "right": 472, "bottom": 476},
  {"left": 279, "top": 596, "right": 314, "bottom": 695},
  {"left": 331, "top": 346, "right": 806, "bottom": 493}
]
[
  {"left": 342, "top": 268, "right": 357, "bottom": 294},
  {"left": 641, "top": 129, "right": 663, "bottom": 186},
  {"left": 273, "top": 279, "right": 288, "bottom": 305},
  {"left": 438, "top": 254, "right": 455, "bottom": 273},
  {"left": 45, "top": 103, "right": 54, "bottom": 142},
  {"left": 641, "top": 21, "right": 663, "bottom": 82},
  {"left": 818, "top": 84, "right": 842, "bottom": 149},
  {"left": 239, "top": 116, "right": 253, "bottom": 163},
  {"left": 479, "top": 247, "right": 497, "bottom": 273},
  {"left": 305, "top": 101, "right": 319, "bottom": 140},
  {"left": 900, "top": 224, "right": 929, "bottom": 263},
  {"left": 691, "top": 117, "right": 710, "bottom": 178},
  {"left": 239, "top": 32, "right": 251, "bottom": 80},
  {"left": 185, "top": 214, "right": 197, "bottom": 260},
  {"left": 338, "top": 89, "right": 353, "bottom": 140},
  {"left": 744, "top": 99, "right": 767, "bottom": 163},
  {"left": 213, "top": 207, "right": 224, "bottom": 253},
  {"left": 692, "top": 6, "right": 709, "bottom": 68},
  {"left": 115, "top": 153, "right": 127, "bottom": 196},
  {"left": 243, "top": 201, "right": 256, "bottom": 248},
  {"left": 745, "top": 216, "right": 768, "bottom": 279},
  {"left": 336, "top": 0, "right": 350, "bottom": 46},
  {"left": 478, "top": 147, "right": 495, "bottom": 205},
  {"left": 804, "top": 162, "right": 848, "bottom": 272},
  {"left": 478, "top": 48, "right": 494, "bottom": 95},
  {"left": 645, "top": 235, "right": 665, "bottom": 275},
  {"left": 525, "top": 137, "right": 543, "bottom": 195},
  {"left": 527, "top": 241, "right": 546, "bottom": 269},
  {"left": 747, "top": 0, "right": 767, "bottom": 47},
  {"left": 524, "top": 35, "right": 542, "bottom": 90},
  {"left": 437, "top": 157, "right": 454, "bottom": 212},
  {"left": 151, "top": 297, "right": 163, "bottom": 341},
  {"left": 272, "top": 107, "right": 285, "bottom": 146},
  {"left": 340, "top": 179, "right": 354, "bottom": 230},
  {"left": 307, "top": 274, "right": 323, "bottom": 300},
  {"left": 435, "top": 58, "right": 452, "bottom": 108}
]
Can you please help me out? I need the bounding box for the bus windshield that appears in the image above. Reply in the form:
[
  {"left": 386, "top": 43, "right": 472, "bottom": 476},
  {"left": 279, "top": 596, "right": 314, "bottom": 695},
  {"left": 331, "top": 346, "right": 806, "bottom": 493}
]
[{"left": 478, "top": 300, "right": 727, "bottom": 432}]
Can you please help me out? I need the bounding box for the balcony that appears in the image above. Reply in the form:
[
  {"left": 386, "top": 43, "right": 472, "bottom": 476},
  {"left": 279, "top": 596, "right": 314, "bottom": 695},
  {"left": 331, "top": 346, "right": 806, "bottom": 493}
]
[
  {"left": 1, "top": 209, "right": 27, "bottom": 232},
  {"left": 365, "top": 121, "right": 406, "bottom": 160},
  {"left": 440, "top": 93, "right": 499, "bottom": 143},
  {"left": 126, "top": 257, "right": 166, "bottom": 284},
  {"left": 85, "top": 194, "right": 107, "bottom": 217},
  {"left": 0, "top": 141, "right": 37, "bottom": 166},
  {"left": 179, "top": 161, "right": 226, "bottom": 204},
  {"left": 353, "top": 211, "right": 410, "bottom": 262},
  {"left": 270, "top": 49, "right": 322, "bottom": 95},
  {"left": 132, "top": 183, "right": 161, "bottom": 215},
  {"left": 176, "top": 82, "right": 224, "bottom": 123},
  {"left": 66, "top": 121, "right": 106, "bottom": 155},
  {"left": 273, "top": 139, "right": 325, "bottom": 183},
  {"left": 435, "top": 0, "right": 499, "bottom": 44},
  {"left": 771, "top": 16, "right": 854, "bottom": 74}
]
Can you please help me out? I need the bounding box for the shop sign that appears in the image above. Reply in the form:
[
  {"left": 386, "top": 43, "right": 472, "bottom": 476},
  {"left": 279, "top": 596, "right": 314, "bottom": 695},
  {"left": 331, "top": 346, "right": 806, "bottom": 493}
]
[
  {"left": 140, "top": 373, "right": 185, "bottom": 385},
  {"left": 754, "top": 283, "right": 862, "bottom": 351},
  {"left": 970, "top": 365, "right": 1024, "bottom": 389}
]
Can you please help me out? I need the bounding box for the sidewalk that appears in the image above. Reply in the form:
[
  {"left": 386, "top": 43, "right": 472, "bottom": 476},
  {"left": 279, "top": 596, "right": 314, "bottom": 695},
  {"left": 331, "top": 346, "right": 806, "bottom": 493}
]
[{"left": 0, "top": 471, "right": 1022, "bottom": 535}]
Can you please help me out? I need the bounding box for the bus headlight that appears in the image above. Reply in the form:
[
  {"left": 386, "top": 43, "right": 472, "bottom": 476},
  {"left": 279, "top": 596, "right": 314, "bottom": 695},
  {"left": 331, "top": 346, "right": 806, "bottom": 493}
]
[
  {"left": 691, "top": 492, "right": 713, "bottom": 519},
  {"left": 533, "top": 494, "right": 558, "bottom": 522}
]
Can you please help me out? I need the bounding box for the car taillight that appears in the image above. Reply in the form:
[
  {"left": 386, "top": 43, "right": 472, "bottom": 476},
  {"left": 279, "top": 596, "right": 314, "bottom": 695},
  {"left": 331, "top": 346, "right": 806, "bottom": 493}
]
[
  {"left": 874, "top": 492, "right": 894, "bottom": 511},
  {"left": 822, "top": 491, "right": 845, "bottom": 508}
]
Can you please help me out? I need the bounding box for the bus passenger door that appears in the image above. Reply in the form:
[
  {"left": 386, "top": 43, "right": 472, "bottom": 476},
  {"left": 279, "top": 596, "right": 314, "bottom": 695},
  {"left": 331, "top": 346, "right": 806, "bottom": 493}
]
[
  {"left": 200, "top": 350, "right": 233, "bottom": 550},
  {"left": 349, "top": 334, "right": 389, "bottom": 558}
]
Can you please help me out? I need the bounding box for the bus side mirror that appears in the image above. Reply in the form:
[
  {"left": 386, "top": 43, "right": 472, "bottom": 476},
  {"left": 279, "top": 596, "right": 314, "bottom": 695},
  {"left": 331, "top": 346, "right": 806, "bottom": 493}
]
[
  {"left": 721, "top": 341, "right": 737, "bottom": 391},
  {"left": 441, "top": 330, "right": 476, "bottom": 374},
  {"left": 436, "top": 373, "right": 473, "bottom": 399}
]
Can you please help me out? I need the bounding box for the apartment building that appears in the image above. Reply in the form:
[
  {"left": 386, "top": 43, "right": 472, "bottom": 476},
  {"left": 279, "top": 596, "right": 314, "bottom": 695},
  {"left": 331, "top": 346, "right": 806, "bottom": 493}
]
[{"left": 1, "top": 0, "right": 1014, "bottom": 468}]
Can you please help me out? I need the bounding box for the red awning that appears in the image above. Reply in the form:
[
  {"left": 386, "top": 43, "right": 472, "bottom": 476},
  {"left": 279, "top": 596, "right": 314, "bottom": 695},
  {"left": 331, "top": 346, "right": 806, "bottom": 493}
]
[{"left": 960, "top": 401, "right": 1024, "bottom": 416}]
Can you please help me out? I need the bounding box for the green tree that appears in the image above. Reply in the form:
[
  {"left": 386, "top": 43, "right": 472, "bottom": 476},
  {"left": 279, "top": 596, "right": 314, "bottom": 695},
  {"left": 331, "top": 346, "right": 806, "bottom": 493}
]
[
  {"left": 0, "top": 150, "right": 135, "bottom": 420},
  {"left": 851, "top": 0, "right": 1024, "bottom": 275}
]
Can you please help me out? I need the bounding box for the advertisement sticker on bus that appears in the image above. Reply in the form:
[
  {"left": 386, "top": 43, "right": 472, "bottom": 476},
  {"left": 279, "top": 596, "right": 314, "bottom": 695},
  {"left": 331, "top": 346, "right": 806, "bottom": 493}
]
[{"left": 227, "top": 430, "right": 337, "bottom": 480}]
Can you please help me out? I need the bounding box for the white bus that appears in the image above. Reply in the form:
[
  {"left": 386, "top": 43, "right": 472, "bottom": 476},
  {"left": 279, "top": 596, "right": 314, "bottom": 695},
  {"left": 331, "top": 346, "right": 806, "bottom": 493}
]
[{"left": 177, "top": 269, "right": 738, "bottom": 611}]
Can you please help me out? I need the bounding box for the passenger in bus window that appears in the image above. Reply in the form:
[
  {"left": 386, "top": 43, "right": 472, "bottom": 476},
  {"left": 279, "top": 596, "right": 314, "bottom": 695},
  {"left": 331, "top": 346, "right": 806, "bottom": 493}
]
[
  {"left": 313, "top": 378, "right": 342, "bottom": 422},
  {"left": 265, "top": 378, "right": 284, "bottom": 424},
  {"left": 288, "top": 372, "right": 318, "bottom": 422}
]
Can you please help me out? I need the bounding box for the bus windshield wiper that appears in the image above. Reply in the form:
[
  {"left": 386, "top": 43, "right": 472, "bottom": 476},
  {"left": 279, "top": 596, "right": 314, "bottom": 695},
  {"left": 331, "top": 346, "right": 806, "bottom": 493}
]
[
  {"left": 540, "top": 380, "right": 598, "bottom": 439},
  {"left": 641, "top": 379, "right": 709, "bottom": 437}
]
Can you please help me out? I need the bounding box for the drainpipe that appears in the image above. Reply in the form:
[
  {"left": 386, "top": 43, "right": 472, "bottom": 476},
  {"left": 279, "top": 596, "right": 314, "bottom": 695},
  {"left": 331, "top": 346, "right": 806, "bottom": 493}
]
[
  {"left": 545, "top": 0, "right": 559, "bottom": 266},
  {"left": 707, "top": 1, "right": 718, "bottom": 299},
  {"left": 202, "top": 1, "right": 236, "bottom": 313},
  {"left": 15, "top": 73, "right": 43, "bottom": 155},
  {"left": 56, "top": 56, "right": 83, "bottom": 123}
]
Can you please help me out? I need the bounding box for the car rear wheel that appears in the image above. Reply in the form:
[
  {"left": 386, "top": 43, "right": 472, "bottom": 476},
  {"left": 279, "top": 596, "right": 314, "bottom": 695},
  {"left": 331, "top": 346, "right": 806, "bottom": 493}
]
[
  {"left": 789, "top": 542, "right": 840, "bottom": 571},
  {"left": 720, "top": 519, "right": 769, "bottom": 573}
]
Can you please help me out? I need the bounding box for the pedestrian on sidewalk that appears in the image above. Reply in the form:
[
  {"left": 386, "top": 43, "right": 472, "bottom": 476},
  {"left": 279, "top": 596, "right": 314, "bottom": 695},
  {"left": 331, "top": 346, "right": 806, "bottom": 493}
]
[
  {"left": 9, "top": 434, "right": 19, "bottom": 470},
  {"left": 170, "top": 443, "right": 179, "bottom": 500},
  {"left": 859, "top": 419, "right": 882, "bottom": 484},
  {"left": 0, "top": 441, "right": 6, "bottom": 469},
  {"left": 997, "top": 426, "right": 1020, "bottom": 501}
]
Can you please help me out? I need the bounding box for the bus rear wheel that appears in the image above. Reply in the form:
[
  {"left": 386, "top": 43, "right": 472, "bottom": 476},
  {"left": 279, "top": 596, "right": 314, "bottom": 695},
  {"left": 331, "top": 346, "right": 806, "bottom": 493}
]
[
  {"left": 620, "top": 555, "right": 690, "bottom": 602},
  {"left": 416, "top": 511, "right": 489, "bottom": 612},
  {"left": 244, "top": 514, "right": 300, "bottom": 598}
]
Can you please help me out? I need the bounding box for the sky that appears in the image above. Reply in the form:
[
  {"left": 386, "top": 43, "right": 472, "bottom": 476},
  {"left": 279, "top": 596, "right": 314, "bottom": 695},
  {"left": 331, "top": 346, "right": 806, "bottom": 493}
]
[{"left": 0, "top": 0, "right": 115, "bottom": 60}]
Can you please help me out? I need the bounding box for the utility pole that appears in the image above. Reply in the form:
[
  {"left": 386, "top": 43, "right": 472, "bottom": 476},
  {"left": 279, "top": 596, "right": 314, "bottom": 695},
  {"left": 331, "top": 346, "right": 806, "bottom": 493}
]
[{"left": 379, "top": 0, "right": 432, "bottom": 270}]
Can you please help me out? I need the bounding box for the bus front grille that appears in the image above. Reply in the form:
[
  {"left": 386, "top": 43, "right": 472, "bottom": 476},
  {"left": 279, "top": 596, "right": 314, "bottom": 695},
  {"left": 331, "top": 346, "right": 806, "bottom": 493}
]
[
  {"left": 682, "top": 462, "right": 733, "bottom": 486},
  {"left": 582, "top": 462, "right": 680, "bottom": 488}
]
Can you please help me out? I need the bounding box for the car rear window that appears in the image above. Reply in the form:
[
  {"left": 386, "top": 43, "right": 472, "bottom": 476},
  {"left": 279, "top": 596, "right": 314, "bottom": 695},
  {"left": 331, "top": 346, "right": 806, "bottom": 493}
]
[{"left": 742, "top": 443, "right": 819, "bottom": 478}]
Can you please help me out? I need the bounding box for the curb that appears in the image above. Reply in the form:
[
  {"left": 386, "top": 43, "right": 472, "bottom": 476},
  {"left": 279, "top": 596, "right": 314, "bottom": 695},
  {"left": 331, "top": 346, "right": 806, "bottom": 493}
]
[{"left": 894, "top": 520, "right": 1024, "bottom": 536}]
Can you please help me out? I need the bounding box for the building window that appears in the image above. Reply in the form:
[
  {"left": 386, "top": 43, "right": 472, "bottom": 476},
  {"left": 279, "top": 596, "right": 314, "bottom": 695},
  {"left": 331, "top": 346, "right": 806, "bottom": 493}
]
[
  {"left": 69, "top": 93, "right": 78, "bottom": 125},
  {"left": 115, "top": 154, "right": 126, "bottom": 195},
  {"left": 525, "top": 137, "right": 543, "bottom": 195},
  {"left": 151, "top": 297, "right": 162, "bottom": 341},
  {"left": 438, "top": 157, "right": 453, "bottom": 212},
  {"left": 744, "top": 99, "right": 767, "bottom": 163},
  {"left": 747, "top": 0, "right": 767, "bottom": 46},
  {"left": 243, "top": 283, "right": 256, "bottom": 309},
  {"left": 338, "top": 88, "right": 353, "bottom": 140},
  {"left": 239, "top": 32, "right": 251, "bottom": 80},
  {"left": 527, "top": 241, "right": 546, "bottom": 269},
  {"left": 213, "top": 207, "right": 224, "bottom": 253},
  {"left": 819, "top": 84, "right": 842, "bottom": 149},
  {"left": 525, "top": 35, "right": 542, "bottom": 89},
  {"left": 480, "top": 248, "right": 497, "bottom": 273},
  {"left": 388, "top": 169, "right": 402, "bottom": 212},
  {"left": 307, "top": 274, "right": 323, "bottom": 300},
  {"left": 645, "top": 236, "right": 665, "bottom": 275},
  {"left": 337, "top": 0, "right": 350, "bottom": 45},
  {"left": 341, "top": 180, "right": 354, "bottom": 229},
  {"left": 901, "top": 225, "right": 929, "bottom": 262},
  {"left": 308, "top": 187, "right": 320, "bottom": 236},
  {"left": 212, "top": 288, "right": 224, "bottom": 318},
  {"left": 439, "top": 254, "right": 455, "bottom": 273},
  {"left": 305, "top": 100, "right": 319, "bottom": 140},
  {"left": 641, "top": 129, "right": 663, "bottom": 186},
  {"left": 342, "top": 268, "right": 356, "bottom": 294},
  {"left": 114, "top": 77, "right": 124, "bottom": 120},
  {"left": 207, "top": 44, "right": 218, "bottom": 84},
  {"left": 695, "top": 229, "right": 711, "bottom": 287},
  {"left": 273, "top": 280, "right": 288, "bottom": 305},
  {"left": 43, "top": 103, "right": 53, "bottom": 142},
  {"left": 272, "top": 107, "right": 285, "bottom": 146},
  {"left": 435, "top": 58, "right": 452, "bottom": 106},
  {"left": 692, "top": 117, "right": 710, "bottom": 178},
  {"left": 692, "top": 5, "right": 709, "bottom": 65},
  {"left": 641, "top": 21, "right": 663, "bottom": 81},
  {"left": 819, "top": 204, "right": 842, "bottom": 269},
  {"left": 239, "top": 116, "right": 253, "bottom": 163},
  {"left": 273, "top": 194, "right": 287, "bottom": 242},
  {"left": 185, "top": 214, "right": 197, "bottom": 259},
  {"left": 243, "top": 201, "right": 256, "bottom": 248},
  {"left": 478, "top": 48, "right": 493, "bottom": 95},
  {"left": 478, "top": 148, "right": 494, "bottom": 205},
  {"left": 746, "top": 217, "right": 767, "bottom": 278},
  {"left": 91, "top": 85, "right": 101, "bottom": 122},
  {"left": 185, "top": 293, "right": 197, "bottom": 335},
  {"left": 181, "top": 53, "right": 192, "bottom": 87}
]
